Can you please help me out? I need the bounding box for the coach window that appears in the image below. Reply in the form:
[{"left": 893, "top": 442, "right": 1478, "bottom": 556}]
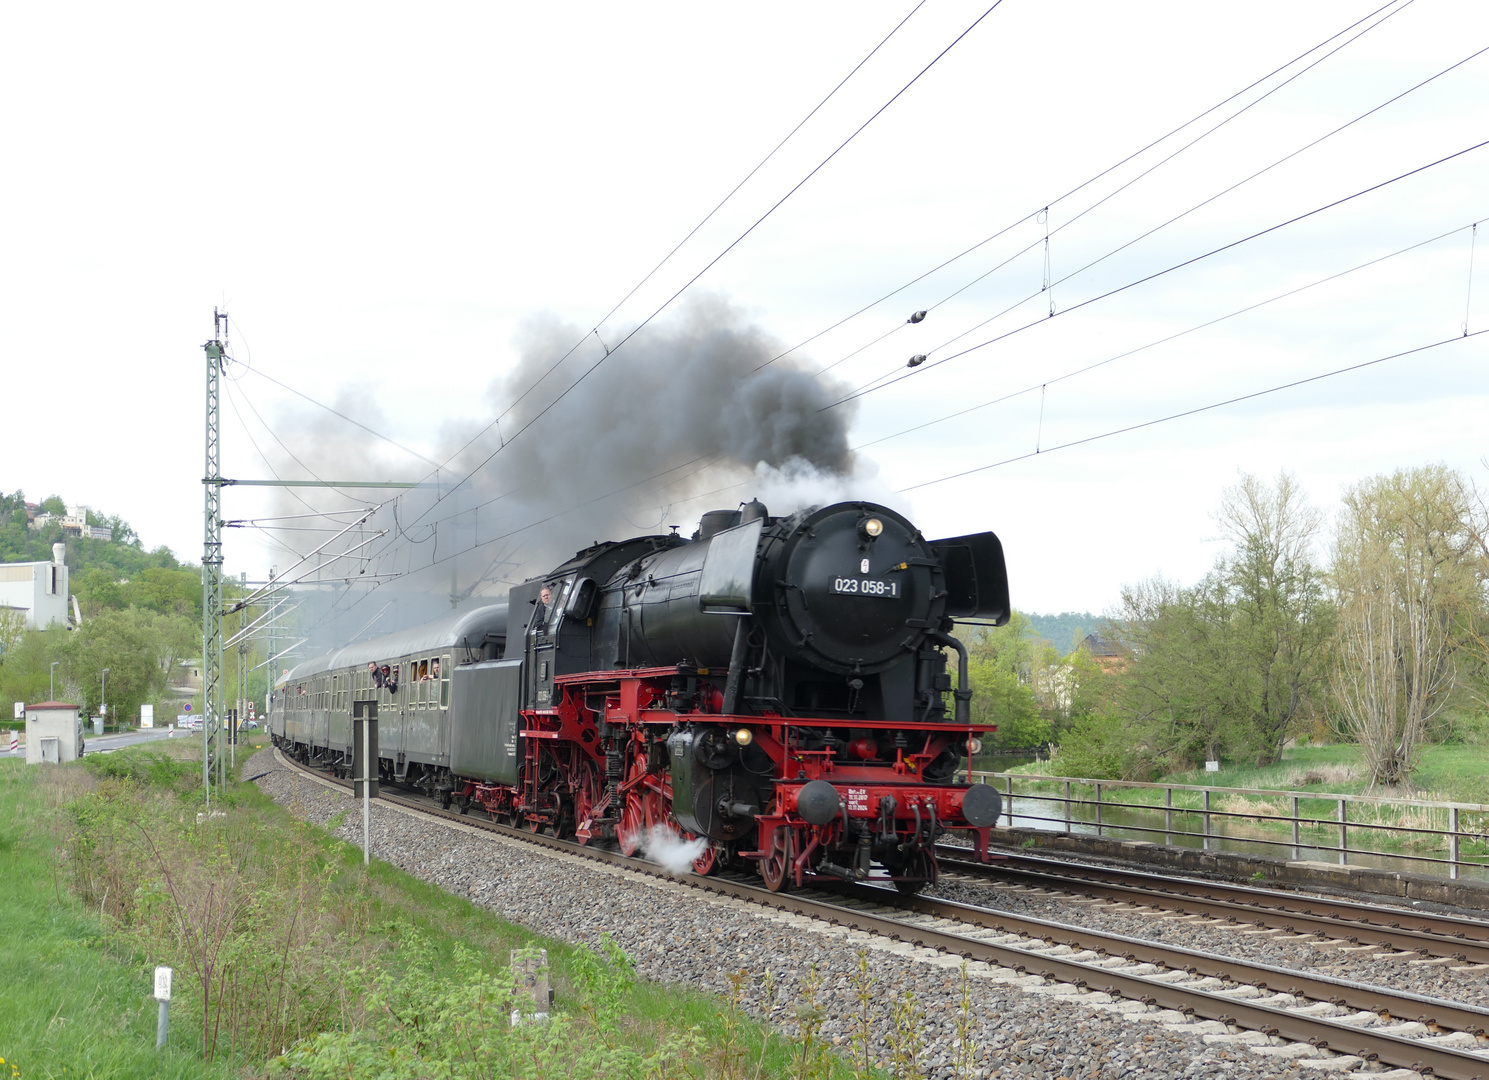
[{"left": 439, "top": 655, "right": 449, "bottom": 707}]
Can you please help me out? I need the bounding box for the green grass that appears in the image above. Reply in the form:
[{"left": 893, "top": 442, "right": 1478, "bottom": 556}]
[
  {"left": 2, "top": 739, "right": 868, "bottom": 1079},
  {"left": 0, "top": 759, "right": 237, "bottom": 1080}
]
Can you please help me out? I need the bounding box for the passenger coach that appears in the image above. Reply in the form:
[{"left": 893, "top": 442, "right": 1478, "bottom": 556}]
[{"left": 271, "top": 604, "right": 509, "bottom": 802}]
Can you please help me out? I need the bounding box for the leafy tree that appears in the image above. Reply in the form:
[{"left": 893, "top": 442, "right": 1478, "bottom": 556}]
[
  {"left": 0, "top": 607, "right": 25, "bottom": 665},
  {"left": 1212, "top": 472, "right": 1333, "bottom": 765},
  {"left": 60, "top": 608, "right": 188, "bottom": 722},
  {"left": 1111, "top": 573, "right": 1248, "bottom": 768},
  {"left": 963, "top": 613, "right": 1055, "bottom": 750},
  {"left": 1050, "top": 474, "right": 1332, "bottom": 779},
  {"left": 0, "top": 625, "right": 71, "bottom": 710},
  {"left": 1051, "top": 710, "right": 1157, "bottom": 780}
]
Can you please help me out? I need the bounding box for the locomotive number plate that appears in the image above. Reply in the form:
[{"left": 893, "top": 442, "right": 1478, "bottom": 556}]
[{"left": 832, "top": 577, "right": 900, "bottom": 598}]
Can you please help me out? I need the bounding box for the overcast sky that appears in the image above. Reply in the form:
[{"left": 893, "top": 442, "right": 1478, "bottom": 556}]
[{"left": 3, "top": 0, "right": 1486, "bottom": 625}]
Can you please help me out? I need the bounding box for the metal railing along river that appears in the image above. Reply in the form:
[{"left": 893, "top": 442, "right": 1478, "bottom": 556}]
[{"left": 970, "top": 771, "right": 1489, "bottom": 881}]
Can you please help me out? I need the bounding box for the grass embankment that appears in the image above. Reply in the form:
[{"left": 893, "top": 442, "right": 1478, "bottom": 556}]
[
  {"left": 992, "top": 744, "right": 1489, "bottom": 864},
  {"left": 0, "top": 755, "right": 237, "bottom": 1080},
  {"left": 0, "top": 739, "right": 878, "bottom": 1080}
]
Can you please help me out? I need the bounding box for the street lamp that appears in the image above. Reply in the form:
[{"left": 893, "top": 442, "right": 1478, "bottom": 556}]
[
  {"left": 50, "top": 661, "right": 59, "bottom": 700},
  {"left": 100, "top": 669, "right": 109, "bottom": 727}
]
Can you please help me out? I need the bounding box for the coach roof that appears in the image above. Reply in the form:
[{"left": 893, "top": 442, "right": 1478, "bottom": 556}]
[{"left": 282, "top": 603, "right": 508, "bottom": 683}]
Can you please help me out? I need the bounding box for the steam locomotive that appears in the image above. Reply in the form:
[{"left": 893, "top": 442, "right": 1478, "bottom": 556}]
[{"left": 271, "top": 500, "right": 1008, "bottom": 893}]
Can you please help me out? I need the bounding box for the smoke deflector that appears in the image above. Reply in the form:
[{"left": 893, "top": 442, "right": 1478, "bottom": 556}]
[
  {"left": 699, "top": 518, "right": 763, "bottom": 612},
  {"left": 928, "top": 532, "right": 1011, "bottom": 623}
]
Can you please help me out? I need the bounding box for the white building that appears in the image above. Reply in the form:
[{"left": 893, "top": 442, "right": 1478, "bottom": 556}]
[
  {"left": 0, "top": 543, "right": 71, "bottom": 629},
  {"left": 29, "top": 504, "right": 111, "bottom": 542},
  {"left": 25, "top": 701, "right": 84, "bottom": 763}
]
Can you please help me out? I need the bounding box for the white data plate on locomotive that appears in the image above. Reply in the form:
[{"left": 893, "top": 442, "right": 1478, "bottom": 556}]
[{"left": 832, "top": 578, "right": 900, "bottom": 598}]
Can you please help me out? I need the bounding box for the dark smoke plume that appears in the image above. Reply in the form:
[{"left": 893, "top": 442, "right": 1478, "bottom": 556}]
[{"left": 268, "top": 294, "right": 892, "bottom": 649}]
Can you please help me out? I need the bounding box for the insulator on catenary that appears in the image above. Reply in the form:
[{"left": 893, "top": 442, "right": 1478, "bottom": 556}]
[
  {"left": 907, "top": 310, "right": 927, "bottom": 324},
  {"left": 907, "top": 354, "right": 926, "bottom": 368}
]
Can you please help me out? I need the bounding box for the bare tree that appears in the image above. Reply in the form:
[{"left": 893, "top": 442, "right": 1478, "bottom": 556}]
[
  {"left": 1331, "top": 466, "right": 1482, "bottom": 787},
  {"left": 1457, "top": 475, "right": 1489, "bottom": 711}
]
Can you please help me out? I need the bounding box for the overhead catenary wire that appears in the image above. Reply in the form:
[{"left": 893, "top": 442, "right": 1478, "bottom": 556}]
[
  {"left": 264, "top": 1, "right": 1411, "bottom": 612},
  {"left": 431, "top": 0, "right": 930, "bottom": 475},
  {"left": 302, "top": 205, "right": 1484, "bottom": 627},
  {"left": 328, "top": 0, "right": 1013, "bottom": 598},
  {"left": 298, "top": 449, "right": 734, "bottom": 630},
  {"left": 897, "top": 329, "right": 1489, "bottom": 494},
  {"left": 222, "top": 378, "right": 394, "bottom": 576},
  {"left": 296, "top": 448, "right": 745, "bottom": 633},
  {"left": 274, "top": 1, "right": 1465, "bottom": 630},
  {"left": 310, "top": 325, "right": 1489, "bottom": 604},
  {"left": 833, "top": 38, "right": 1488, "bottom": 402},
  {"left": 242, "top": 364, "right": 441, "bottom": 469},
  {"left": 749, "top": 0, "right": 1416, "bottom": 377},
  {"left": 822, "top": 136, "right": 1489, "bottom": 413},
  {"left": 852, "top": 218, "right": 1487, "bottom": 452}
]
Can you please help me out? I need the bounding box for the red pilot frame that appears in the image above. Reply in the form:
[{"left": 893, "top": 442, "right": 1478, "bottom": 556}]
[{"left": 485, "top": 665, "right": 1005, "bottom": 893}]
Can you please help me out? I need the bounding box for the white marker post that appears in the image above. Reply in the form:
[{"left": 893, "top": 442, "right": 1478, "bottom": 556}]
[
  {"left": 351, "top": 700, "right": 379, "bottom": 866},
  {"left": 362, "top": 719, "right": 371, "bottom": 863},
  {"left": 153, "top": 966, "right": 172, "bottom": 1049}
]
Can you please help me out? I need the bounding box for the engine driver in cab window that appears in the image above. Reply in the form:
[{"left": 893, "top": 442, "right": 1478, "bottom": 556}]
[{"left": 532, "top": 585, "right": 555, "bottom": 634}]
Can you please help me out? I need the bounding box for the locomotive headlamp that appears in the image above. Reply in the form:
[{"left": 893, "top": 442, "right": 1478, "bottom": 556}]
[
  {"left": 860, "top": 517, "right": 884, "bottom": 540},
  {"left": 734, "top": 727, "right": 753, "bottom": 747},
  {"left": 965, "top": 738, "right": 983, "bottom": 755}
]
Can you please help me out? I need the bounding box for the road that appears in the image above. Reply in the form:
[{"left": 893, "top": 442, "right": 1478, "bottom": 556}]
[{"left": 1, "top": 726, "right": 197, "bottom": 758}]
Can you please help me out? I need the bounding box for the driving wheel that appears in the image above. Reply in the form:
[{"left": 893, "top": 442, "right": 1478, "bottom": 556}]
[{"left": 761, "top": 826, "right": 794, "bottom": 893}]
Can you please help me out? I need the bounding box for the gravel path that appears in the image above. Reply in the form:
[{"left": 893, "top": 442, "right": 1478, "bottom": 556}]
[{"left": 251, "top": 750, "right": 1434, "bottom": 1079}]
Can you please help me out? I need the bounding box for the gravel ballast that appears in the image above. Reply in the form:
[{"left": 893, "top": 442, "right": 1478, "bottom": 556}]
[
  {"left": 926, "top": 875, "right": 1489, "bottom": 1011},
  {"left": 252, "top": 750, "right": 1440, "bottom": 1079}
]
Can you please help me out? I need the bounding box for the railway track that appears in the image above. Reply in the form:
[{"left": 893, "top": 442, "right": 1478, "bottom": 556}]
[
  {"left": 272, "top": 750, "right": 1489, "bottom": 1078},
  {"left": 935, "top": 846, "right": 1489, "bottom": 967}
]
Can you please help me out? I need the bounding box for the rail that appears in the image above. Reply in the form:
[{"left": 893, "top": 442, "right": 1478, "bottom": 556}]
[{"left": 970, "top": 770, "right": 1489, "bottom": 881}]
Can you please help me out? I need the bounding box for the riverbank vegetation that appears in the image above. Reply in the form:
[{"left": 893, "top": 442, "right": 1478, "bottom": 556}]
[
  {"left": 963, "top": 465, "right": 1489, "bottom": 793},
  {"left": 989, "top": 743, "right": 1489, "bottom": 867}
]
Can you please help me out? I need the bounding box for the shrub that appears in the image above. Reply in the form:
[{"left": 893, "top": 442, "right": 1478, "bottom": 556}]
[{"left": 1046, "top": 711, "right": 1155, "bottom": 780}]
